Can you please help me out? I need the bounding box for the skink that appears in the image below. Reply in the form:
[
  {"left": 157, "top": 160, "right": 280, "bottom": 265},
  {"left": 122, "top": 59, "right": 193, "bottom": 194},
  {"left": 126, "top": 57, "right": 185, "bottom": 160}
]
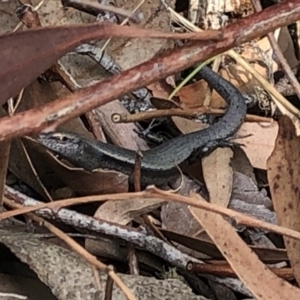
[{"left": 37, "top": 66, "right": 247, "bottom": 186}]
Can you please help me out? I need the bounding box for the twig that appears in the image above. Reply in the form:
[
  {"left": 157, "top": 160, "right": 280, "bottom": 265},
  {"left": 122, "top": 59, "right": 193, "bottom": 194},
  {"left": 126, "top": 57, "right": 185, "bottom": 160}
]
[
  {"left": 62, "top": 0, "right": 144, "bottom": 23},
  {"left": 111, "top": 109, "right": 272, "bottom": 123},
  {"left": 3, "top": 185, "right": 300, "bottom": 242},
  {"left": 0, "top": 1, "right": 299, "bottom": 141},
  {"left": 3, "top": 187, "right": 203, "bottom": 270}
]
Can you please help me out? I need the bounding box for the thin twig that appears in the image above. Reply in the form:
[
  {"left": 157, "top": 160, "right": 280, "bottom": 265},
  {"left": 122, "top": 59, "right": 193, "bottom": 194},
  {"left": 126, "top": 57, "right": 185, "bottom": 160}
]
[
  {"left": 111, "top": 109, "right": 272, "bottom": 123},
  {"left": 252, "top": 0, "right": 300, "bottom": 100},
  {"left": 3, "top": 186, "right": 300, "bottom": 241}
]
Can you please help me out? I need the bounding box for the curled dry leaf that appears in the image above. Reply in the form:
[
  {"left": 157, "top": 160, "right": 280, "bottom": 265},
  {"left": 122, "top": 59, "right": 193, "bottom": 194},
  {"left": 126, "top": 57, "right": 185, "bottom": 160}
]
[
  {"left": 267, "top": 115, "right": 300, "bottom": 286},
  {"left": 171, "top": 116, "right": 208, "bottom": 137}
]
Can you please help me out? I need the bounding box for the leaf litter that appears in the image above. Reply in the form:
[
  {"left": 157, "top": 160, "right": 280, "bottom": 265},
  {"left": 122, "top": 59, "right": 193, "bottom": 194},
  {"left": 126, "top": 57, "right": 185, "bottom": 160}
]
[{"left": 1, "top": 1, "right": 300, "bottom": 300}]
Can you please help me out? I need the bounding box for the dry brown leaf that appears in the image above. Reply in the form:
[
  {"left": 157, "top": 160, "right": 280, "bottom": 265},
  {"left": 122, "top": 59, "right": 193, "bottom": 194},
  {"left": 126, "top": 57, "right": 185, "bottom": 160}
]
[
  {"left": 171, "top": 116, "right": 207, "bottom": 135},
  {"left": 267, "top": 115, "right": 300, "bottom": 285},
  {"left": 1, "top": 21, "right": 148, "bottom": 104},
  {"left": 150, "top": 97, "right": 179, "bottom": 110},
  {"left": 161, "top": 120, "right": 277, "bottom": 253},
  {"left": 189, "top": 194, "right": 300, "bottom": 300},
  {"left": 238, "top": 121, "right": 278, "bottom": 169},
  {"left": 0, "top": 0, "right": 218, "bottom": 106},
  {"left": 177, "top": 66, "right": 258, "bottom": 111},
  {"left": 147, "top": 80, "right": 174, "bottom": 100},
  {"left": 273, "top": 101, "right": 300, "bottom": 135},
  {"left": 178, "top": 79, "right": 226, "bottom": 109},
  {"left": 173, "top": 97, "right": 275, "bottom": 178},
  {"left": 92, "top": 198, "right": 164, "bottom": 225},
  {"left": 202, "top": 148, "right": 233, "bottom": 207}
]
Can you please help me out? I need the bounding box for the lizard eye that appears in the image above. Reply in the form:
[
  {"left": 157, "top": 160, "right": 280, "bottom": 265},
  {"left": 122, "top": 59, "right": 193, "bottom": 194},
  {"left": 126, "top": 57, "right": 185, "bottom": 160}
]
[
  {"left": 51, "top": 133, "right": 68, "bottom": 142},
  {"left": 59, "top": 136, "right": 68, "bottom": 142}
]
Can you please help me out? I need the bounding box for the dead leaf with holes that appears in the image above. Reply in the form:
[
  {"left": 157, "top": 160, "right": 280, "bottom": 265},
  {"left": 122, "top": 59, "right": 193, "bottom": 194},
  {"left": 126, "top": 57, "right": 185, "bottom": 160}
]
[{"left": 267, "top": 115, "right": 300, "bottom": 286}]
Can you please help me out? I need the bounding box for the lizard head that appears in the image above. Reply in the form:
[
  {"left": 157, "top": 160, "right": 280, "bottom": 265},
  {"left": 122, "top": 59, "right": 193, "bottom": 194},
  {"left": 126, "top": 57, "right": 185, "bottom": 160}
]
[
  {"left": 37, "top": 132, "right": 85, "bottom": 159},
  {"left": 37, "top": 132, "right": 100, "bottom": 171}
]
